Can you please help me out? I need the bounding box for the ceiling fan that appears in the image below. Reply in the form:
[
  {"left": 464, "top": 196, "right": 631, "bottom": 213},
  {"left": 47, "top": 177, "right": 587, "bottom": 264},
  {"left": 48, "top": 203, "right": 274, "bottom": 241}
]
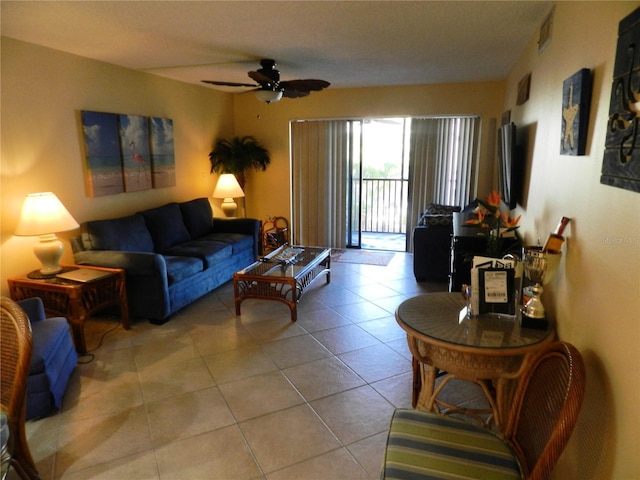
[{"left": 202, "top": 59, "right": 330, "bottom": 103}]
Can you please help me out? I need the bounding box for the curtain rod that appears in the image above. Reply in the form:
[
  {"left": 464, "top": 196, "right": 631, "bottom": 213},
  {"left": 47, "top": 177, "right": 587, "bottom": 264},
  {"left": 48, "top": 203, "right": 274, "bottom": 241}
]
[{"left": 291, "top": 114, "right": 480, "bottom": 123}]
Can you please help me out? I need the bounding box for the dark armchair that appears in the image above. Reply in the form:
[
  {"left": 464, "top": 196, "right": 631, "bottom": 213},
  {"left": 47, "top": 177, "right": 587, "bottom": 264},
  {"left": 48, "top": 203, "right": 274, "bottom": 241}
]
[{"left": 412, "top": 203, "right": 461, "bottom": 282}]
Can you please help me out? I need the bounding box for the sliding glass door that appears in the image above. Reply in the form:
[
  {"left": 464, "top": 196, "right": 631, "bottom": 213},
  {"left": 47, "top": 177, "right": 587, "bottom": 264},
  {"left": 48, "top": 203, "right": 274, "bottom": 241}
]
[
  {"left": 347, "top": 121, "right": 362, "bottom": 248},
  {"left": 290, "top": 115, "right": 479, "bottom": 251}
]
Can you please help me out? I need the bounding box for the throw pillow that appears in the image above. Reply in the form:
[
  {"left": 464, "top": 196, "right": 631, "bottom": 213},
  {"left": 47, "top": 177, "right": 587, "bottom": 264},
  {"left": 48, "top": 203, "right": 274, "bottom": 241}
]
[
  {"left": 179, "top": 198, "right": 214, "bottom": 239},
  {"left": 83, "top": 214, "right": 155, "bottom": 252},
  {"left": 418, "top": 203, "right": 461, "bottom": 227},
  {"left": 424, "top": 203, "right": 461, "bottom": 215},
  {"left": 140, "top": 203, "right": 191, "bottom": 251},
  {"left": 418, "top": 213, "right": 454, "bottom": 227}
]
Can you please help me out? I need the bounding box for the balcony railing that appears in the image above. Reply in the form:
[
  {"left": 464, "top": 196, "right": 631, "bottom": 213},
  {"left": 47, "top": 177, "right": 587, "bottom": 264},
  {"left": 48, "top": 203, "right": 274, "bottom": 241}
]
[{"left": 361, "top": 178, "right": 408, "bottom": 234}]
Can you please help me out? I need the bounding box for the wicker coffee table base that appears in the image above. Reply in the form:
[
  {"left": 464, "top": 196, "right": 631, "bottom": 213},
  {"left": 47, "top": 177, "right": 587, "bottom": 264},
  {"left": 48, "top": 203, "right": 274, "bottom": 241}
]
[{"left": 233, "top": 253, "right": 331, "bottom": 322}]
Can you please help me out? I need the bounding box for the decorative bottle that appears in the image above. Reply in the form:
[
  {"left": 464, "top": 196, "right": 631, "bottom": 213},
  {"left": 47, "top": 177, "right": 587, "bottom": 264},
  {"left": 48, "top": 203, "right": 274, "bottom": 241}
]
[{"left": 543, "top": 217, "right": 571, "bottom": 253}]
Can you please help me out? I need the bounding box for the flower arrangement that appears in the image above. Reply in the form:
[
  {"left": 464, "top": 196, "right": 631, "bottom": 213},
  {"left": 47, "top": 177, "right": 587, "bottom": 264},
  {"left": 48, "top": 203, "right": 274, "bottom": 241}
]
[{"left": 465, "top": 190, "right": 521, "bottom": 257}]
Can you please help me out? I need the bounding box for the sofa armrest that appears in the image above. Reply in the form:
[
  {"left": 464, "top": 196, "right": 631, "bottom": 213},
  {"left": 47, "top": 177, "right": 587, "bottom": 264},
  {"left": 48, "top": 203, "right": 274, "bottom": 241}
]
[
  {"left": 212, "top": 218, "right": 261, "bottom": 258},
  {"left": 17, "top": 297, "right": 47, "bottom": 324},
  {"left": 73, "top": 250, "right": 168, "bottom": 277},
  {"left": 73, "top": 250, "right": 172, "bottom": 320}
]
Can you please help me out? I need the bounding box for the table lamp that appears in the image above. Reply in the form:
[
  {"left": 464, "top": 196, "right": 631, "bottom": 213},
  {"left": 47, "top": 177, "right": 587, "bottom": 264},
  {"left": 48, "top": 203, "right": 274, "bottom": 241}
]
[
  {"left": 14, "top": 192, "right": 80, "bottom": 277},
  {"left": 213, "top": 174, "right": 245, "bottom": 217}
]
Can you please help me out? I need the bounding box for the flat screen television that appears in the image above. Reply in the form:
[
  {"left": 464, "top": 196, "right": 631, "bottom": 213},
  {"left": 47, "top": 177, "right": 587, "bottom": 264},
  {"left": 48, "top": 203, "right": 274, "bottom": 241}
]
[{"left": 497, "top": 122, "right": 523, "bottom": 209}]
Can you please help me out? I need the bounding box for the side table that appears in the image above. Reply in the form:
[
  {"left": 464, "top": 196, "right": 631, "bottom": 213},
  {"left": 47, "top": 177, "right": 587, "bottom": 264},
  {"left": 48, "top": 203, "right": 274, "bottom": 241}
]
[{"left": 8, "top": 265, "right": 129, "bottom": 354}]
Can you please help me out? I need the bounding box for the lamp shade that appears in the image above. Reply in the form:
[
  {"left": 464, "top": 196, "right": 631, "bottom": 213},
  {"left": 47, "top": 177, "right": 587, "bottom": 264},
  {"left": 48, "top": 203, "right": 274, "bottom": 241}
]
[
  {"left": 213, "top": 174, "right": 245, "bottom": 199},
  {"left": 15, "top": 192, "right": 79, "bottom": 236},
  {"left": 254, "top": 89, "right": 283, "bottom": 104}
]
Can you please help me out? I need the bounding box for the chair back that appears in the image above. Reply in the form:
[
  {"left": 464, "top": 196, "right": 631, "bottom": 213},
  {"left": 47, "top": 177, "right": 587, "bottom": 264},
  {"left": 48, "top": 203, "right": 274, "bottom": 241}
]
[
  {"left": 1, "top": 297, "right": 33, "bottom": 420},
  {"left": 1, "top": 296, "right": 40, "bottom": 479},
  {"left": 504, "top": 341, "right": 586, "bottom": 480}
]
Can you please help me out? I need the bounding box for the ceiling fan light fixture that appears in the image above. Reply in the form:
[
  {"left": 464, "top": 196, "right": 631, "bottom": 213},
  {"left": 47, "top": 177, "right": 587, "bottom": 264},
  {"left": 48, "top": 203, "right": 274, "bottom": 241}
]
[{"left": 254, "top": 88, "right": 283, "bottom": 104}]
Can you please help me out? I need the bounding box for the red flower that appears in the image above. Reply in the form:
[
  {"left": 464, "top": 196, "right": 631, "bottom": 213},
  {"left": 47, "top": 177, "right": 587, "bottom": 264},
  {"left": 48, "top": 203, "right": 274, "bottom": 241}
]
[
  {"left": 465, "top": 211, "right": 486, "bottom": 227},
  {"left": 486, "top": 190, "right": 501, "bottom": 208},
  {"left": 501, "top": 212, "right": 521, "bottom": 230}
]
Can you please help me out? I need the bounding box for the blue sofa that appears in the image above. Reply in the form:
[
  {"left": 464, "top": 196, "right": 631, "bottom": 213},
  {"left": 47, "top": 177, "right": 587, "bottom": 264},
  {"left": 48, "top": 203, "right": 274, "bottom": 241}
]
[
  {"left": 18, "top": 297, "right": 78, "bottom": 420},
  {"left": 71, "top": 198, "right": 260, "bottom": 324}
]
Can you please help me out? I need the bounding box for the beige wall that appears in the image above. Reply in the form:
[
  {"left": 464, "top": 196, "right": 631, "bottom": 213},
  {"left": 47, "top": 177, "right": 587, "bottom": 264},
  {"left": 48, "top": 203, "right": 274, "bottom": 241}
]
[
  {"left": 502, "top": 2, "right": 639, "bottom": 478},
  {"left": 232, "top": 83, "right": 505, "bottom": 222},
  {"left": 1, "top": 37, "right": 234, "bottom": 286},
  {"left": 232, "top": 3, "right": 640, "bottom": 477}
]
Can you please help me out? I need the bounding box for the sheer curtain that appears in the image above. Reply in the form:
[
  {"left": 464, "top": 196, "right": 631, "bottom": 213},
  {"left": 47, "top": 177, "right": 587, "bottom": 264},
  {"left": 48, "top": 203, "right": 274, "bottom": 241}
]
[
  {"left": 290, "top": 120, "right": 350, "bottom": 248},
  {"left": 406, "top": 116, "right": 479, "bottom": 251}
]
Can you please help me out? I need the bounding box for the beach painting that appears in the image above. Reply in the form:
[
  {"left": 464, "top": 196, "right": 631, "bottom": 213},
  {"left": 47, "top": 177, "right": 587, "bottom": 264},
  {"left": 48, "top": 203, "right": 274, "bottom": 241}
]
[
  {"left": 81, "top": 111, "right": 124, "bottom": 197},
  {"left": 119, "top": 114, "right": 152, "bottom": 192},
  {"left": 149, "top": 117, "right": 176, "bottom": 188}
]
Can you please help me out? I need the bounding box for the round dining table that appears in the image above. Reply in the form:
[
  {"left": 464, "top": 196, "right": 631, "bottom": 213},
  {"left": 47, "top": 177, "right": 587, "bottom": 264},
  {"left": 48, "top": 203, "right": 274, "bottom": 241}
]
[{"left": 396, "top": 292, "right": 554, "bottom": 430}]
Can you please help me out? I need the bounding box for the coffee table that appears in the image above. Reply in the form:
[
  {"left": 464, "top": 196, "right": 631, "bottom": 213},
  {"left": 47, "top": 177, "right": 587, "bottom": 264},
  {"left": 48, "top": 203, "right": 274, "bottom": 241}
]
[{"left": 233, "top": 245, "right": 331, "bottom": 321}]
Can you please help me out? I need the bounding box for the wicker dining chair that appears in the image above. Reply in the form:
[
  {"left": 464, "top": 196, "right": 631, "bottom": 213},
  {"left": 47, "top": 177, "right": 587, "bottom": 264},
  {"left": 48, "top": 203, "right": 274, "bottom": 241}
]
[
  {"left": 382, "top": 341, "right": 586, "bottom": 480},
  {"left": 1, "top": 297, "right": 41, "bottom": 480}
]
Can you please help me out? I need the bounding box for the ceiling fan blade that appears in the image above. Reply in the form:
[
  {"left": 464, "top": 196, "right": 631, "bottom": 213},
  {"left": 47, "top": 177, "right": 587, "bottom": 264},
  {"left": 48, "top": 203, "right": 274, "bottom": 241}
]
[
  {"left": 282, "top": 89, "right": 310, "bottom": 99},
  {"left": 202, "top": 80, "right": 258, "bottom": 88},
  {"left": 280, "top": 79, "right": 330, "bottom": 92},
  {"left": 204, "top": 60, "right": 330, "bottom": 101},
  {"left": 248, "top": 70, "right": 277, "bottom": 85}
]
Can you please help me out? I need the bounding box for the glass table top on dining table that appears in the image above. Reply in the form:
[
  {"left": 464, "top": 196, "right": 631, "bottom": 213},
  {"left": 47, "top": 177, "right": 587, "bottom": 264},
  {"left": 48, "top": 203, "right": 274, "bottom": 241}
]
[{"left": 396, "top": 292, "right": 552, "bottom": 350}]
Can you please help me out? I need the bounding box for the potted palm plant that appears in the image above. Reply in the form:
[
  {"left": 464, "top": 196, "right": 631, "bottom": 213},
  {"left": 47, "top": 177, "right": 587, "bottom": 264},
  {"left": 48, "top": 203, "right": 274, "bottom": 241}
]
[{"left": 209, "top": 136, "right": 271, "bottom": 188}]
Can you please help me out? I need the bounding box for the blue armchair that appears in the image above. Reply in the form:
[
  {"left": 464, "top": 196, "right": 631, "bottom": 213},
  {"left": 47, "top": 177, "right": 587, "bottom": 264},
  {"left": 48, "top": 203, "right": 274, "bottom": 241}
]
[{"left": 18, "top": 297, "right": 77, "bottom": 420}]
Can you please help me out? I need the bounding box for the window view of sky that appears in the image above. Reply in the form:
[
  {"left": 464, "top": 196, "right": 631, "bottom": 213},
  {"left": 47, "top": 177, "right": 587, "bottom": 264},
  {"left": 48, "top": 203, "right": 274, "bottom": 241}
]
[{"left": 362, "top": 118, "right": 409, "bottom": 179}]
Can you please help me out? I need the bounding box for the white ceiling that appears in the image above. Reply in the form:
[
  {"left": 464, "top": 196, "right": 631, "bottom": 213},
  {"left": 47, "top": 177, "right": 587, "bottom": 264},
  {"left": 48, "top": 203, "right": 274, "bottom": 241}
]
[{"left": 1, "top": 1, "right": 552, "bottom": 93}]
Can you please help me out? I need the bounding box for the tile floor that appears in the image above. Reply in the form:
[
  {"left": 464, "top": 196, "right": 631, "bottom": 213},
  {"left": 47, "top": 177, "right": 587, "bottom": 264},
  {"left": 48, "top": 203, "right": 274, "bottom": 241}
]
[{"left": 14, "top": 252, "right": 488, "bottom": 480}]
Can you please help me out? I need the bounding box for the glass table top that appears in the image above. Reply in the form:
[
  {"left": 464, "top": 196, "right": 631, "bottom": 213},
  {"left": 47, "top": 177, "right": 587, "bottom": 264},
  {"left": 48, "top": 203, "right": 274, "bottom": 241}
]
[
  {"left": 236, "top": 245, "right": 331, "bottom": 280},
  {"left": 396, "top": 292, "right": 552, "bottom": 350}
]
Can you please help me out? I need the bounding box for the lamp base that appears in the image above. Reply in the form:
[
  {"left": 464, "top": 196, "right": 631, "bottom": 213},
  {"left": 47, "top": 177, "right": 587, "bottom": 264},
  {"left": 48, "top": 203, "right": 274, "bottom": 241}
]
[
  {"left": 33, "top": 233, "right": 64, "bottom": 275},
  {"left": 220, "top": 198, "right": 238, "bottom": 217}
]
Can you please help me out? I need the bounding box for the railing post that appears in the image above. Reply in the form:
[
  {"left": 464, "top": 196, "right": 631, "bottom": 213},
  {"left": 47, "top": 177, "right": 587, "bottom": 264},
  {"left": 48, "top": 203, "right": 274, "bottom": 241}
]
[{"left": 360, "top": 178, "right": 408, "bottom": 235}]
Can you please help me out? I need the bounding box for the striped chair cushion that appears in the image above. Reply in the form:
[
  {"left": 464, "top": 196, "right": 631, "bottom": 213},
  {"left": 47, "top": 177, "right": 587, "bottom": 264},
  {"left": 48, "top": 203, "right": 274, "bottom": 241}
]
[{"left": 382, "top": 409, "right": 522, "bottom": 480}]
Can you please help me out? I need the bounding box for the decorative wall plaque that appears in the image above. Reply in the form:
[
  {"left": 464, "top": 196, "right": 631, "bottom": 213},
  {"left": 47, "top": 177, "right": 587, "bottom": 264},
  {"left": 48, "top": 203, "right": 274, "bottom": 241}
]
[
  {"left": 601, "top": 7, "right": 640, "bottom": 193},
  {"left": 561, "top": 69, "right": 592, "bottom": 156},
  {"left": 517, "top": 73, "right": 531, "bottom": 106},
  {"left": 538, "top": 7, "right": 554, "bottom": 53}
]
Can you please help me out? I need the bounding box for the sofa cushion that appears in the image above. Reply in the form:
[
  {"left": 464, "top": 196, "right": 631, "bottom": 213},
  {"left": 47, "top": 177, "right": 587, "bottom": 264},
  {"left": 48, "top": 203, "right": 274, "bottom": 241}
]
[
  {"left": 140, "top": 203, "right": 191, "bottom": 251},
  {"left": 382, "top": 409, "right": 521, "bottom": 480},
  {"left": 162, "top": 240, "right": 233, "bottom": 269},
  {"left": 30, "top": 317, "right": 73, "bottom": 375},
  {"left": 162, "top": 255, "right": 204, "bottom": 285},
  {"left": 82, "top": 214, "right": 154, "bottom": 252},
  {"left": 198, "top": 232, "right": 254, "bottom": 255},
  {"left": 179, "top": 198, "right": 214, "bottom": 239}
]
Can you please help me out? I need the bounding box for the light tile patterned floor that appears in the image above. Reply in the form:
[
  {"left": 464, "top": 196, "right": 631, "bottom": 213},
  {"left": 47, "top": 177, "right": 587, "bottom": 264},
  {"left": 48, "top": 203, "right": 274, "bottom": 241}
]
[{"left": 13, "top": 252, "right": 488, "bottom": 480}]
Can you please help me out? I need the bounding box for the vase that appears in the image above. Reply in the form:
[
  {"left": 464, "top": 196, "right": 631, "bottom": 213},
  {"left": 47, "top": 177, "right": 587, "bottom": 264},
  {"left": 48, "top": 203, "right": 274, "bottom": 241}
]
[{"left": 486, "top": 228, "right": 501, "bottom": 258}]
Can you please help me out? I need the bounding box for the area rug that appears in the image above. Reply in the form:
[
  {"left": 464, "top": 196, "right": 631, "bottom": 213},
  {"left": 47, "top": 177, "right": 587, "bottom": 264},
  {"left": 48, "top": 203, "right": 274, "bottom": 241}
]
[{"left": 331, "top": 249, "right": 395, "bottom": 266}]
